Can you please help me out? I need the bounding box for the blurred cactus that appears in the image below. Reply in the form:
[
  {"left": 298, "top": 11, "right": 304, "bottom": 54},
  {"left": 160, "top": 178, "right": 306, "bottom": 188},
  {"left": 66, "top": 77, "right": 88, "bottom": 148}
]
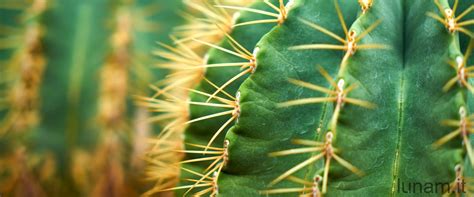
[{"left": 0, "top": 0, "right": 183, "bottom": 196}]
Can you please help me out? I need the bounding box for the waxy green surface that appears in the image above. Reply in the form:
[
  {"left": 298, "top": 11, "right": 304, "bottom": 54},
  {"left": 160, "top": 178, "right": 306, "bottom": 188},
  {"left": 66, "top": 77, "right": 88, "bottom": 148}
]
[
  {"left": 179, "top": 0, "right": 285, "bottom": 194},
  {"left": 219, "top": 0, "right": 359, "bottom": 195},
  {"left": 216, "top": 0, "right": 472, "bottom": 196}
]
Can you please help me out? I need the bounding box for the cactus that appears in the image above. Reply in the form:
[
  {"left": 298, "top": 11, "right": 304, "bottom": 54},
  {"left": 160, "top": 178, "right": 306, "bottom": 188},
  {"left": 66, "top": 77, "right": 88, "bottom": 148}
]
[
  {"left": 0, "top": 0, "right": 183, "bottom": 196},
  {"left": 148, "top": 0, "right": 474, "bottom": 196}
]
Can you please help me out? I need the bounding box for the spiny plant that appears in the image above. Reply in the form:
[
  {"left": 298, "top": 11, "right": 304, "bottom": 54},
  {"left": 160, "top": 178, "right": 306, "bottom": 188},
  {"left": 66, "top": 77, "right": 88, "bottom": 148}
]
[
  {"left": 146, "top": 0, "right": 474, "bottom": 196},
  {"left": 0, "top": 0, "right": 183, "bottom": 196}
]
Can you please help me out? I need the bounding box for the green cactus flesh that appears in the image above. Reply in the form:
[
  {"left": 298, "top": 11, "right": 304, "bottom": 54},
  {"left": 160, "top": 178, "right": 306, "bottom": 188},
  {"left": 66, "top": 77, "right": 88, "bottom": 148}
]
[
  {"left": 150, "top": 0, "right": 474, "bottom": 196},
  {"left": 1, "top": 0, "right": 474, "bottom": 196},
  {"left": 177, "top": 0, "right": 284, "bottom": 195}
]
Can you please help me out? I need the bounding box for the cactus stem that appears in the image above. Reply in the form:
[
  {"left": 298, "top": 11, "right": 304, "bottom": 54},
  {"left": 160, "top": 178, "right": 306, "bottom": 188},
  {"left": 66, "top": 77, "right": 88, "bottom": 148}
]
[
  {"left": 430, "top": 0, "right": 474, "bottom": 37},
  {"left": 270, "top": 132, "right": 363, "bottom": 190}
]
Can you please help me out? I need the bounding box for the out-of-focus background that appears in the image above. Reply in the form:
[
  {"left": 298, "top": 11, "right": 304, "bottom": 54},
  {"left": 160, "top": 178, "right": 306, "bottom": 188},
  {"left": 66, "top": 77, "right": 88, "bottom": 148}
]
[{"left": 0, "top": 0, "right": 183, "bottom": 196}]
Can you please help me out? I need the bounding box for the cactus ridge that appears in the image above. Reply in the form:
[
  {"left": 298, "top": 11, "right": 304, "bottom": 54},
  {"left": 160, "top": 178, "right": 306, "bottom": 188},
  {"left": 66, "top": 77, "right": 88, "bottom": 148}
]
[
  {"left": 145, "top": 0, "right": 289, "bottom": 195},
  {"left": 204, "top": 0, "right": 473, "bottom": 196},
  {"left": 266, "top": 0, "right": 382, "bottom": 190}
]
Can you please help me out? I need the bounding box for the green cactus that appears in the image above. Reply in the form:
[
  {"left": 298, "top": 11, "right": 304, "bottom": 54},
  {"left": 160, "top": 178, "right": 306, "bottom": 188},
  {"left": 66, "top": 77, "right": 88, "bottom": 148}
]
[
  {"left": 0, "top": 0, "right": 183, "bottom": 196},
  {"left": 148, "top": 0, "right": 474, "bottom": 196}
]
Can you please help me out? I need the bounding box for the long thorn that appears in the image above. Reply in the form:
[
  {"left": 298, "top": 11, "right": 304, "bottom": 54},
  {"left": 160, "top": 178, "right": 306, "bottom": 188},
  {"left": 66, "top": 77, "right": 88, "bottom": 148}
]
[
  {"left": 433, "top": 128, "right": 461, "bottom": 148},
  {"left": 206, "top": 68, "right": 251, "bottom": 102},
  {"left": 186, "top": 110, "right": 233, "bottom": 124},
  {"left": 278, "top": 97, "right": 338, "bottom": 108},
  {"left": 205, "top": 116, "right": 236, "bottom": 151},
  {"left": 299, "top": 18, "right": 346, "bottom": 44},
  {"left": 270, "top": 152, "right": 325, "bottom": 185}
]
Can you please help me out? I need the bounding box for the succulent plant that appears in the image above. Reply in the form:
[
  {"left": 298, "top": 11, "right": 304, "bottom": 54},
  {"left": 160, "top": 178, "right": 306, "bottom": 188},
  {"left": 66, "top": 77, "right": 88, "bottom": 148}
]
[
  {"left": 0, "top": 0, "right": 182, "bottom": 196},
  {"left": 1, "top": 0, "right": 474, "bottom": 196},
  {"left": 147, "top": 0, "right": 474, "bottom": 196}
]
